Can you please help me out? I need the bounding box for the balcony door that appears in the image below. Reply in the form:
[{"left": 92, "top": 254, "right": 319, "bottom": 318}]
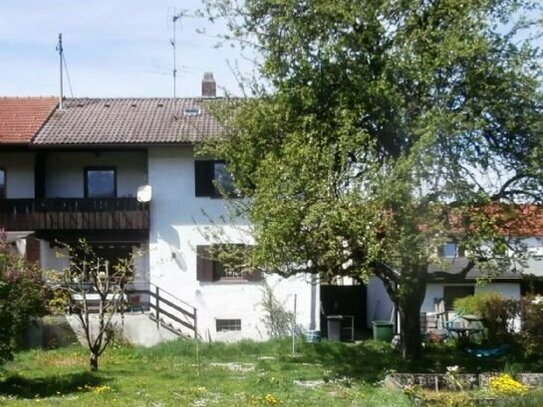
[
  {"left": 84, "top": 167, "right": 116, "bottom": 198},
  {"left": 0, "top": 168, "right": 5, "bottom": 198}
]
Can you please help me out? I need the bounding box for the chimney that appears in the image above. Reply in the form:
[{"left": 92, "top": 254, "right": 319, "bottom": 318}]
[{"left": 201, "top": 72, "right": 216, "bottom": 98}]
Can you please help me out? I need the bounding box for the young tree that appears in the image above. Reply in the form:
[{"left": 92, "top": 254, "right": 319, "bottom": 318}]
[
  {"left": 0, "top": 232, "right": 46, "bottom": 364},
  {"left": 202, "top": 0, "right": 543, "bottom": 359},
  {"left": 51, "top": 241, "right": 134, "bottom": 371}
]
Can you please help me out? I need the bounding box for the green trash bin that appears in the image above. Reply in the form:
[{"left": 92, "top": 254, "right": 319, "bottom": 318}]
[{"left": 372, "top": 320, "right": 394, "bottom": 342}]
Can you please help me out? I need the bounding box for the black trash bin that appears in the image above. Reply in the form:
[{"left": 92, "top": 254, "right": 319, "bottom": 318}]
[{"left": 326, "top": 315, "right": 343, "bottom": 341}]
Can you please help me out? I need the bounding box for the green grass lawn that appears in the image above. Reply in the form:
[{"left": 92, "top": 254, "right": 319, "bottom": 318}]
[{"left": 0, "top": 338, "right": 542, "bottom": 406}]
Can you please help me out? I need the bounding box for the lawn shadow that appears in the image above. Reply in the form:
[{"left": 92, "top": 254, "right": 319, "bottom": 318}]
[
  {"left": 292, "top": 340, "right": 520, "bottom": 382},
  {"left": 0, "top": 371, "right": 105, "bottom": 399},
  {"left": 293, "top": 340, "right": 403, "bottom": 382}
]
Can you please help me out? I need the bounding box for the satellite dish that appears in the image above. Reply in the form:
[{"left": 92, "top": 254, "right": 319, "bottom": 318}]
[{"left": 137, "top": 185, "right": 152, "bottom": 202}]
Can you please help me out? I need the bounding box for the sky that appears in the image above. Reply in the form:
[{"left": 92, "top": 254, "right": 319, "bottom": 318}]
[
  {"left": 0, "top": 0, "right": 254, "bottom": 98},
  {"left": 0, "top": 2, "right": 540, "bottom": 99}
]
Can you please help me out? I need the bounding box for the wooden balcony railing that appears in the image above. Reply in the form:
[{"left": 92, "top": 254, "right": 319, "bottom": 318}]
[{"left": 0, "top": 198, "right": 149, "bottom": 231}]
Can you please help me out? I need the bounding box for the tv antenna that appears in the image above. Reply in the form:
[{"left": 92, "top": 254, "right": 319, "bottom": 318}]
[
  {"left": 170, "top": 9, "right": 196, "bottom": 99},
  {"left": 56, "top": 33, "right": 64, "bottom": 109}
]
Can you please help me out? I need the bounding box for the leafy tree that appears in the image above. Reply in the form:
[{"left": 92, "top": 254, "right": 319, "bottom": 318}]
[
  {"left": 0, "top": 232, "right": 46, "bottom": 364},
  {"left": 202, "top": 0, "right": 543, "bottom": 359}
]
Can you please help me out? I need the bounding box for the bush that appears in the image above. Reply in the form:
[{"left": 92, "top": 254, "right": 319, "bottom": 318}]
[
  {"left": 518, "top": 296, "right": 543, "bottom": 359},
  {"left": 454, "top": 292, "right": 518, "bottom": 345},
  {"left": 0, "top": 234, "right": 46, "bottom": 364},
  {"left": 488, "top": 373, "right": 528, "bottom": 396}
]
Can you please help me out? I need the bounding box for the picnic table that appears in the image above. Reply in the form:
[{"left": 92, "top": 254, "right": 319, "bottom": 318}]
[{"left": 445, "top": 314, "right": 485, "bottom": 346}]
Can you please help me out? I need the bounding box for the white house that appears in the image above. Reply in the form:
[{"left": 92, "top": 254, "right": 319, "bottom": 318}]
[
  {"left": 0, "top": 78, "right": 318, "bottom": 345},
  {"left": 2, "top": 81, "right": 542, "bottom": 345}
]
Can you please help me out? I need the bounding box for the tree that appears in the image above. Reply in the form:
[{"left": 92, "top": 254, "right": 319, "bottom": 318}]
[
  {"left": 202, "top": 0, "right": 543, "bottom": 359},
  {"left": 0, "top": 232, "right": 46, "bottom": 364},
  {"left": 50, "top": 241, "right": 135, "bottom": 371}
]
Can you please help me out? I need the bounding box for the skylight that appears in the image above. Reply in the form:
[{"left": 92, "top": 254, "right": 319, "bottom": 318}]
[{"left": 183, "top": 107, "right": 201, "bottom": 116}]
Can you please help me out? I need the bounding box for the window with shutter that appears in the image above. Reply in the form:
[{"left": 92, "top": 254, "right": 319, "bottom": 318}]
[
  {"left": 196, "top": 244, "right": 262, "bottom": 283},
  {"left": 194, "top": 160, "right": 237, "bottom": 198},
  {"left": 196, "top": 245, "right": 214, "bottom": 282},
  {"left": 195, "top": 161, "right": 215, "bottom": 197}
]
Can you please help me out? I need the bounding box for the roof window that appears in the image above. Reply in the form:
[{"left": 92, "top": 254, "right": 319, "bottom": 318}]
[{"left": 183, "top": 107, "right": 201, "bottom": 116}]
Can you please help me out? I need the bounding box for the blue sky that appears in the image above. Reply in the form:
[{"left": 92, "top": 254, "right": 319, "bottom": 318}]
[
  {"left": 0, "top": 0, "right": 254, "bottom": 97},
  {"left": 0, "top": 1, "right": 540, "bottom": 98}
]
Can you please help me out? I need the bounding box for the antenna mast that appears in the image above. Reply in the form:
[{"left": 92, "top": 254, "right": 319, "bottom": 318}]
[
  {"left": 57, "top": 33, "right": 64, "bottom": 109},
  {"left": 172, "top": 10, "right": 183, "bottom": 99},
  {"left": 171, "top": 9, "right": 195, "bottom": 99}
]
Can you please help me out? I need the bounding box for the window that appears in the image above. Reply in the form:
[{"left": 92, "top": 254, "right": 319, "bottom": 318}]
[
  {"left": 216, "top": 319, "right": 241, "bottom": 332},
  {"left": 85, "top": 167, "right": 116, "bottom": 198},
  {"left": 194, "top": 160, "right": 236, "bottom": 198},
  {"left": 196, "top": 245, "right": 262, "bottom": 282},
  {"left": 443, "top": 285, "right": 474, "bottom": 311},
  {"left": 183, "top": 107, "right": 201, "bottom": 116},
  {"left": 0, "top": 168, "right": 5, "bottom": 198},
  {"left": 439, "top": 242, "right": 465, "bottom": 258}
]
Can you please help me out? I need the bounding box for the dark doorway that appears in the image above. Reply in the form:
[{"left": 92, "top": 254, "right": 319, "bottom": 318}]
[{"left": 320, "top": 284, "right": 367, "bottom": 340}]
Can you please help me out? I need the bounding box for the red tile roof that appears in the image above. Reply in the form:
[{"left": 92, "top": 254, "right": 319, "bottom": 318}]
[{"left": 0, "top": 97, "right": 58, "bottom": 144}]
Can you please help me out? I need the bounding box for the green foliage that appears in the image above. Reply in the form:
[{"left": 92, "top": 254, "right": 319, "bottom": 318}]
[
  {"left": 0, "top": 234, "right": 46, "bottom": 365},
  {"left": 453, "top": 292, "right": 506, "bottom": 315},
  {"left": 202, "top": 0, "right": 543, "bottom": 360},
  {"left": 518, "top": 296, "right": 543, "bottom": 359},
  {"left": 259, "top": 283, "right": 295, "bottom": 338},
  {"left": 5, "top": 339, "right": 543, "bottom": 406},
  {"left": 454, "top": 292, "right": 518, "bottom": 345}
]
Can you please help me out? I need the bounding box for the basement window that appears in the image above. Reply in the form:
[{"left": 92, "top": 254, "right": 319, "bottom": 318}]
[{"left": 216, "top": 319, "right": 241, "bottom": 332}]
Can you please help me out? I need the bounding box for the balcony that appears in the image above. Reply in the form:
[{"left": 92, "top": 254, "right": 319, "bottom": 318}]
[{"left": 0, "top": 198, "right": 149, "bottom": 231}]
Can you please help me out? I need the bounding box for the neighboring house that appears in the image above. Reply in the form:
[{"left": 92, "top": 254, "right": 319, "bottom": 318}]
[
  {"left": 0, "top": 76, "right": 318, "bottom": 345},
  {"left": 368, "top": 234, "right": 543, "bottom": 332},
  {"left": 0, "top": 96, "right": 58, "bottom": 253}
]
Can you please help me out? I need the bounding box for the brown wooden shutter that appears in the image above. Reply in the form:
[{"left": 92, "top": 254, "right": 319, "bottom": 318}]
[
  {"left": 196, "top": 245, "right": 214, "bottom": 282},
  {"left": 245, "top": 269, "right": 263, "bottom": 282},
  {"left": 195, "top": 160, "right": 215, "bottom": 197},
  {"left": 25, "top": 237, "right": 41, "bottom": 264}
]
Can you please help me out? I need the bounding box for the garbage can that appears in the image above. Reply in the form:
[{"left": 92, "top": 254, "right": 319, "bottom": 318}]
[
  {"left": 372, "top": 320, "right": 394, "bottom": 342},
  {"left": 327, "top": 315, "right": 343, "bottom": 341}
]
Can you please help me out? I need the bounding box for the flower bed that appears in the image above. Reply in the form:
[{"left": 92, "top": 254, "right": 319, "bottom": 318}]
[{"left": 385, "top": 372, "right": 543, "bottom": 406}]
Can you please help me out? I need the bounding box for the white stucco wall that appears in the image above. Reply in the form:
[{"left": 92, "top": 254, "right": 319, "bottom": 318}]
[
  {"left": 367, "top": 276, "right": 395, "bottom": 328},
  {"left": 45, "top": 151, "right": 147, "bottom": 198},
  {"left": 39, "top": 241, "right": 70, "bottom": 272},
  {"left": 0, "top": 152, "right": 35, "bottom": 198},
  {"left": 421, "top": 282, "right": 521, "bottom": 313},
  {"left": 148, "top": 146, "right": 317, "bottom": 342}
]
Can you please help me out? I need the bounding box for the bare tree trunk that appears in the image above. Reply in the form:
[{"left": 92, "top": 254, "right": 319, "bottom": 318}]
[
  {"left": 90, "top": 352, "right": 98, "bottom": 371},
  {"left": 399, "top": 298, "right": 423, "bottom": 360},
  {"left": 398, "top": 265, "right": 427, "bottom": 360}
]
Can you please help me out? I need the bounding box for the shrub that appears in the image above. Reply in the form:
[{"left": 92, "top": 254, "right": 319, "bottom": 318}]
[
  {"left": 454, "top": 292, "right": 518, "bottom": 345},
  {"left": 488, "top": 373, "right": 528, "bottom": 396},
  {"left": 0, "top": 233, "right": 46, "bottom": 364},
  {"left": 518, "top": 296, "right": 543, "bottom": 359}
]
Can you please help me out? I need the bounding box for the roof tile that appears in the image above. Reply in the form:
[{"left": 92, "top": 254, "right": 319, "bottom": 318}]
[
  {"left": 33, "top": 98, "right": 224, "bottom": 145},
  {"left": 0, "top": 97, "right": 58, "bottom": 143}
]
